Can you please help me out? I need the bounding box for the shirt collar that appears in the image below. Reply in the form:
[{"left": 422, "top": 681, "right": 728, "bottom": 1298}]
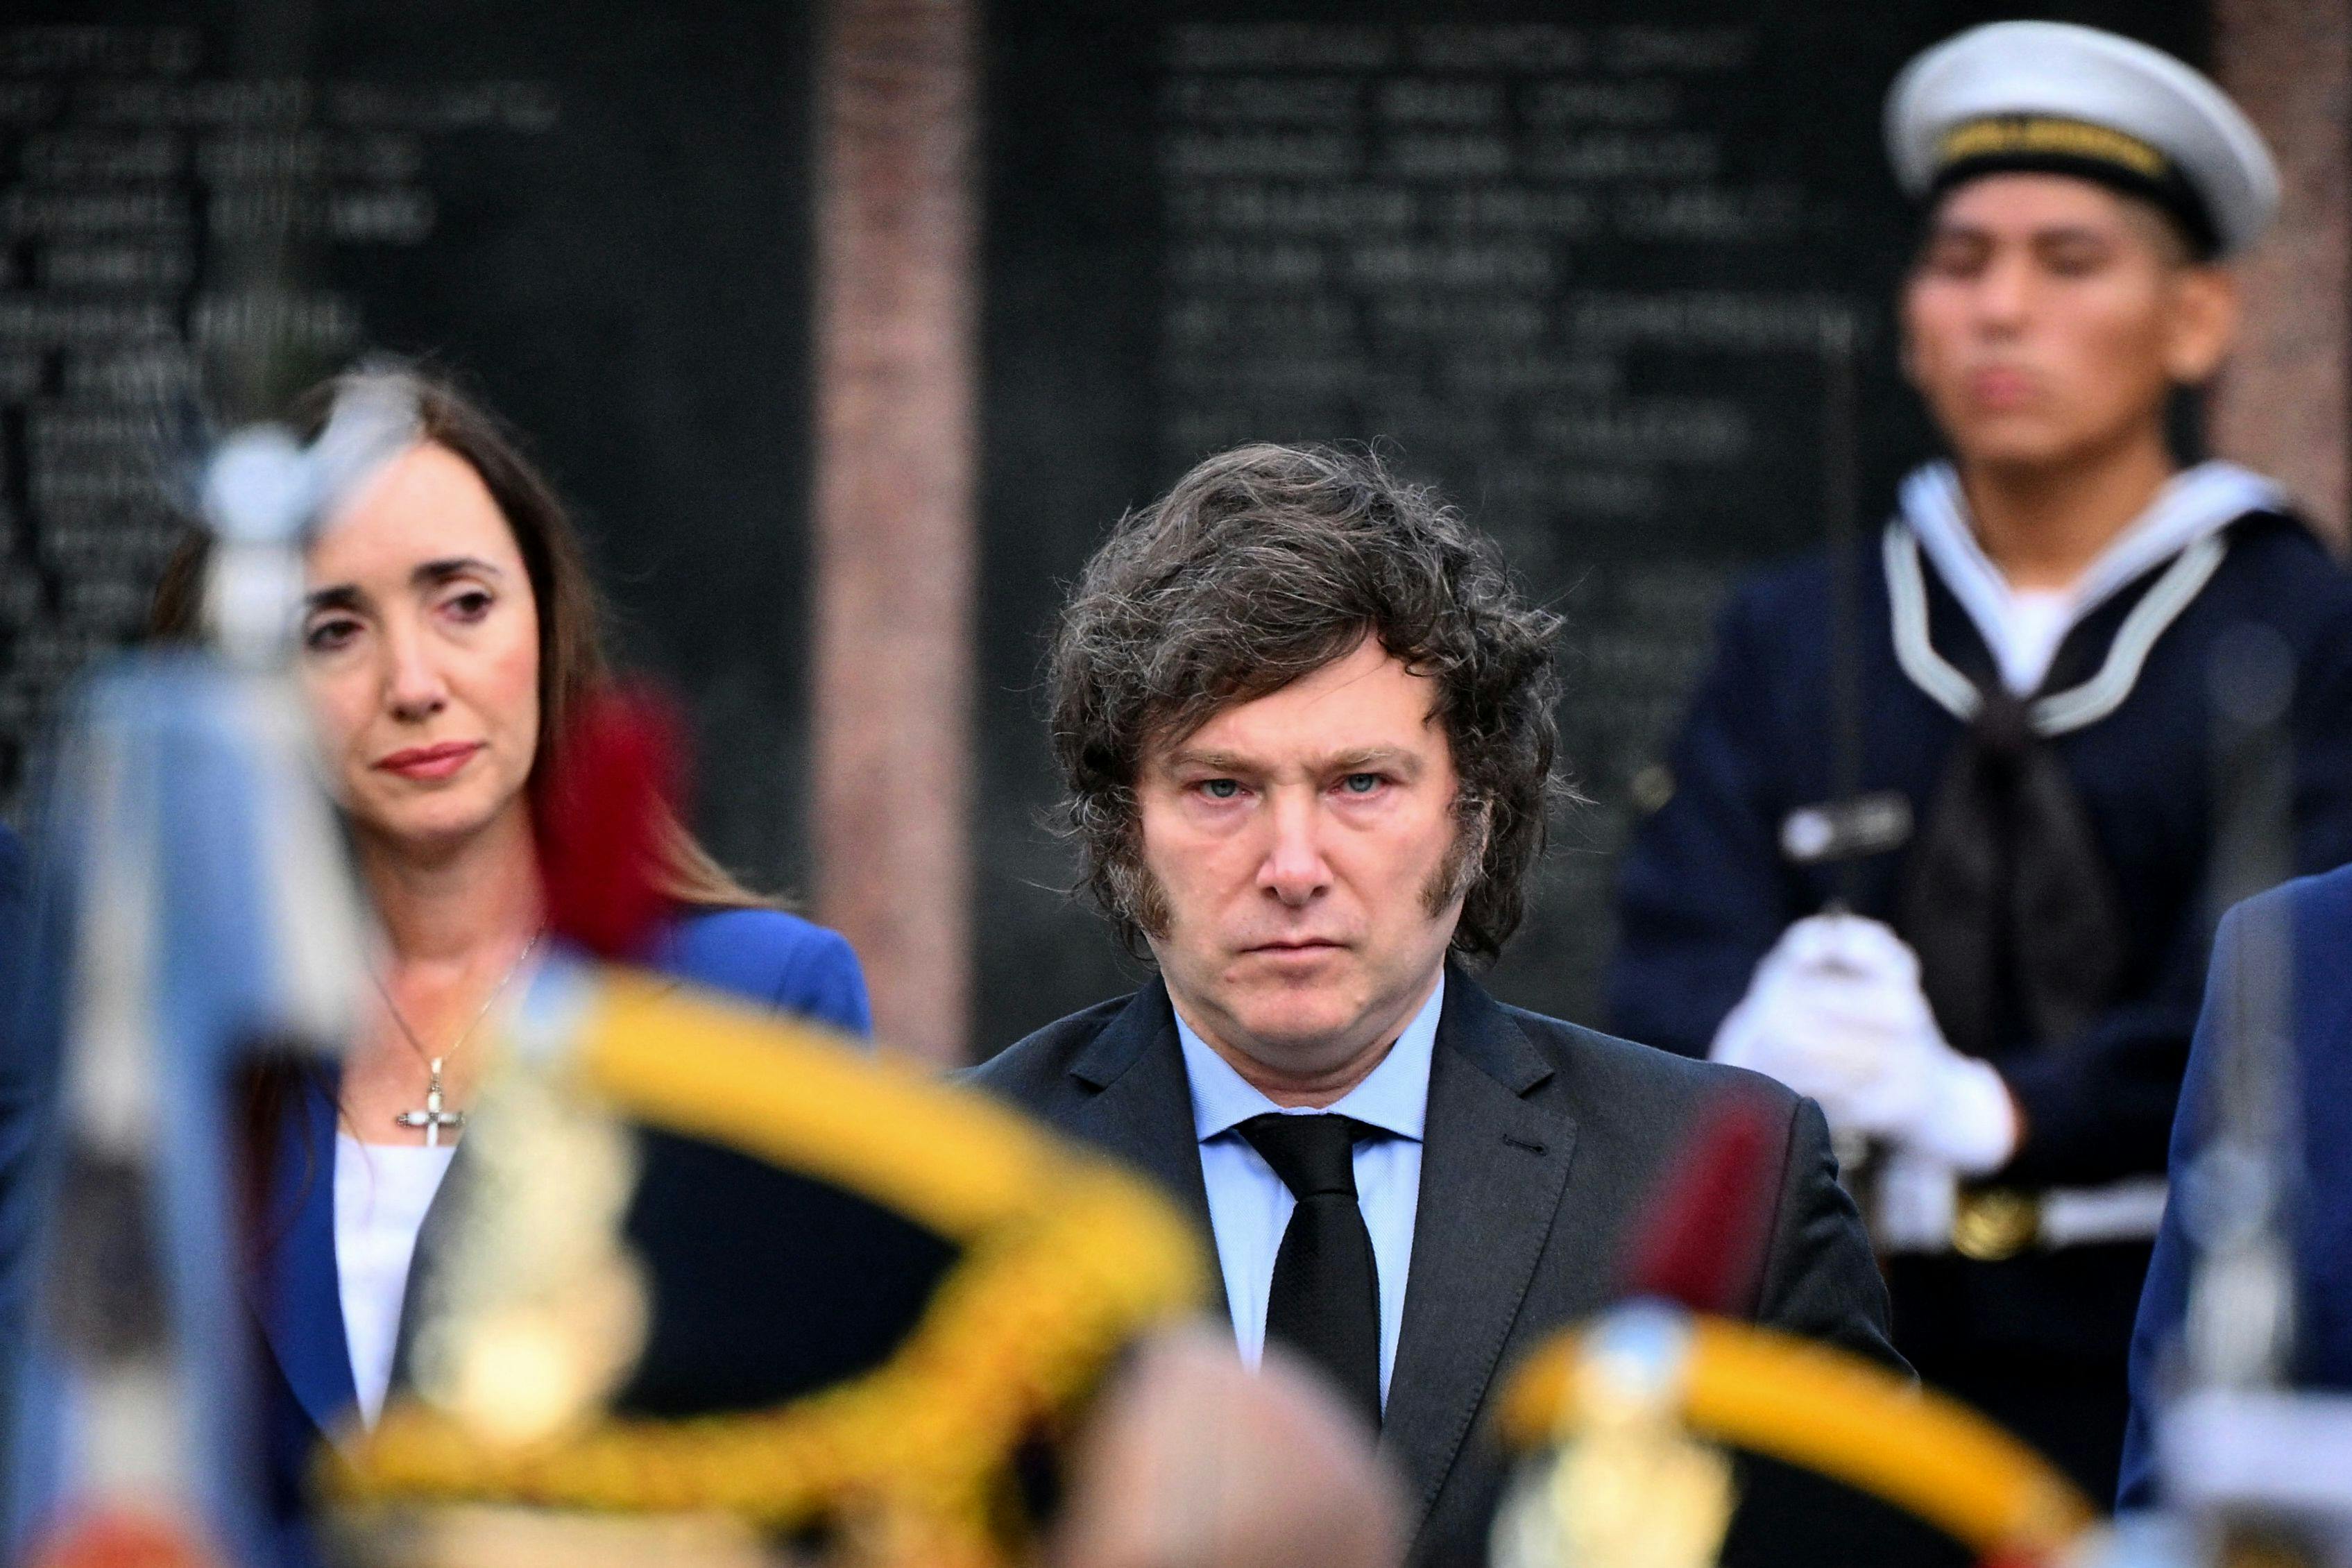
[
  {"left": 1173, "top": 971, "right": 1444, "bottom": 1144},
  {"left": 1898, "top": 459, "right": 2281, "bottom": 672}
]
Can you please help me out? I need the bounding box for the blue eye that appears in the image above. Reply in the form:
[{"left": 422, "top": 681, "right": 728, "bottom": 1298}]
[
  {"left": 1343, "top": 773, "right": 1382, "bottom": 794},
  {"left": 1201, "top": 778, "right": 1241, "bottom": 799}
]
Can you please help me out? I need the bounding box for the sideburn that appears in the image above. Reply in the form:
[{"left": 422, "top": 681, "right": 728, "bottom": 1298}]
[
  {"left": 1422, "top": 795, "right": 1490, "bottom": 921},
  {"left": 1109, "top": 849, "right": 1175, "bottom": 946}
]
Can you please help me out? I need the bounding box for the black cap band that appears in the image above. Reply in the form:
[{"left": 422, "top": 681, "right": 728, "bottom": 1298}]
[{"left": 1929, "top": 114, "right": 2221, "bottom": 258}]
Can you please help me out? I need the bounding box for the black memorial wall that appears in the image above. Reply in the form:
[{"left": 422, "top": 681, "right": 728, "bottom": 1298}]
[
  {"left": 2, "top": 1, "right": 2204, "bottom": 1050},
  {"left": 0, "top": 0, "right": 817, "bottom": 891},
  {"left": 976, "top": 0, "right": 2204, "bottom": 1046}
]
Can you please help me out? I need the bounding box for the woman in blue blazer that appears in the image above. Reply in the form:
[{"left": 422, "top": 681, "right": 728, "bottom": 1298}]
[
  {"left": 146, "top": 367, "right": 872, "bottom": 1537},
  {"left": 2118, "top": 862, "right": 2352, "bottom": 1507}
]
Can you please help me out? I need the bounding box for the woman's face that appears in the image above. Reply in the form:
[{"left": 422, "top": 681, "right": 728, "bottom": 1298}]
[{"left": 300, "top": 441, "right": 542, "bottom": 857}]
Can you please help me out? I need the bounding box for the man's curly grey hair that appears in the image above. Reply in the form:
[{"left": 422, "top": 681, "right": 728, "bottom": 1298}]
[{"left": 1048, "top": 442, "right": 1568, "bottom": 962}]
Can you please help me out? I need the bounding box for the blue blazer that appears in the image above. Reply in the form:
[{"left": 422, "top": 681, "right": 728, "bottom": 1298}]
[
  {"left": 2117, "top": 865, "right": 2352, "bottom": 1507},
  {"left": 251, "top": 907, "right": 870, "bottom": 1522},
  {"left": 0, "top": 824, "right": 31, "bottom": 1358},
  {"left": 0, "top": 825, "right": 24, "bottom": 1053}
]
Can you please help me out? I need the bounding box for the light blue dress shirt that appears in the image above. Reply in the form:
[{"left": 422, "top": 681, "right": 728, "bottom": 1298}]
[{"left": 1173, "top": 974, "right": 1442, "bottom": 1409}]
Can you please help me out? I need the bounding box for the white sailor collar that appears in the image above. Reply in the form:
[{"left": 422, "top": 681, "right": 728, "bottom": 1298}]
[{"left": 1888, "top": 459, "right": 2285, "bottom": 735}]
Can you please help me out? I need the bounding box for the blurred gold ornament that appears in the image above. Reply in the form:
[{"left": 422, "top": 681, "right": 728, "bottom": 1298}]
[
  {"left": 1499, "top": 1311, "right": 2095, "bottom": 1562},
  {"left": 404, "top": 1053, "right": 649, "bottom": 1448},
  {"left": 327, "top": 973, "right": 1209, "bottom": 1568},
  {"left": 327, "top": 1504, "right": 787, "bottom": 1568},
  {"left": 1952, "top": 1188, "right": 2042, "bottom": 1263},
  {"left": 1491, "top": 1312, "right": 1735, "bottom": 1568}
]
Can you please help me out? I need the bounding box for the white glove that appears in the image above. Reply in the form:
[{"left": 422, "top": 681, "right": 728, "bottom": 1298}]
[{"left": 1710, "top": 914, "right": 2018, "bottom": 1176}]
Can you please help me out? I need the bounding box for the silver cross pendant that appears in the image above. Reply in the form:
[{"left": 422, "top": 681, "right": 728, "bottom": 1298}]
[{"left": 394, "top": 1057, "right": 466, "bottom": 1148}]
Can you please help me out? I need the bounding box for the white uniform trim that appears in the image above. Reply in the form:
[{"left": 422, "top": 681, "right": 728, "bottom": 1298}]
[
  {"left": 1877, "top": 1155, "right": 2167, "bottom": 1252},
  {"left": 1886, "top": 527, "right": 1988, "bottom": 719},
  {"left": 2040, "top": 1177, "right": 2171, "bottom": 1247},
  {"left": 1884, "top": 459, "right": 2279, "bottom": 734}
]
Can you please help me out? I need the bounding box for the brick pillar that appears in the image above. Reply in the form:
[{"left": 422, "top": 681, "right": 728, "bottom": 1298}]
[
  {"left": 810, "top": 0, "right": 978, "bottom": 1064},
  {"left": 2210, "top": 0, "right": 2352, "bottom": 549}
]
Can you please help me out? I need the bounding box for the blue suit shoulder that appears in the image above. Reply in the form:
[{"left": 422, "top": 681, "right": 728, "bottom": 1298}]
[
  {"left": 2227, "top": 861, "right": 2352, "bottom": 1037},
  {"left": 0, "top": 821, "right": 26, "bottom": 1059},
  {"left": 2240, "top": 858, "right": 2352, "bottom": 928},
  {"left": 652, "top": 905, "right": 873, "bottom": 1039},
  {"left": 2198, "top": 862, "right": 2352, "bottom": 992}
]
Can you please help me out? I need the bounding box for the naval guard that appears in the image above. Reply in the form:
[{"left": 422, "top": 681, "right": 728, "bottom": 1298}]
[{"left": 1607, "top": 20, "right": 2352, "bottom": 1501}]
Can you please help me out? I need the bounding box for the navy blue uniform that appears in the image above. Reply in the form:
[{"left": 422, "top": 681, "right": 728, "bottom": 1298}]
[{"left": 1608, "top": 509, "right": 2352, "bottom": 1494}]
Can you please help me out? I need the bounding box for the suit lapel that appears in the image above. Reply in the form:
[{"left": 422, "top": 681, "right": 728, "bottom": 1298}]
[
  {"left": 250, "top": 1073, "right": 360, "bottom": 1445},
  {"left": 1063, "top": 982, "right": 1226, "bottom": 1320},
  {"left": 1381, "top": 975, "right": 1576, "bottom": 1542}
]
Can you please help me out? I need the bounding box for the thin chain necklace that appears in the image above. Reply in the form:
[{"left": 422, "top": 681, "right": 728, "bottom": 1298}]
[{"left": 373, "top": 932, "right": 541, "bottom": 1147}]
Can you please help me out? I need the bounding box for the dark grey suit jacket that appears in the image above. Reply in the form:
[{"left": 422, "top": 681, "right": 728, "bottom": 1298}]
[{"left": 969, "top": 965, "right": 1898, "bottom": 1568}]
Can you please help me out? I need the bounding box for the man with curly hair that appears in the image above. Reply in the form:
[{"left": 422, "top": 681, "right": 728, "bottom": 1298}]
[{"left": 972, "top": 443, "right": 1895, "bottom": 1567}]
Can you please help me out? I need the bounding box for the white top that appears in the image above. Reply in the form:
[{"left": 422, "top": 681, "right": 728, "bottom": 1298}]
[
  {"left": 334, "top": 1134, "right": 457, "bottom": 1425},
  {"left": 1998, "top": 588, "right": 2073, "bottom": 694},
  {"left": 1173, "top": 975, "right": 1443, "bottom": 1410}
]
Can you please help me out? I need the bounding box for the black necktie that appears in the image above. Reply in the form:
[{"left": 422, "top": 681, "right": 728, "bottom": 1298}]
[{"left": 1238, "top": 1113, "right": 1382, "bottom": 1430}]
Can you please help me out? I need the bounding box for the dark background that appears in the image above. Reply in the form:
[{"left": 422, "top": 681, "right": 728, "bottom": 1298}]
[
  {"left": 1, "top": 0, "right": 818, "bottom": 883},
  {"left": 974, "top": 0, "right": 2203, "bottom": 1047},
  {"left": 1, "top": 0, "right": 2203, "bottom": 1053}
]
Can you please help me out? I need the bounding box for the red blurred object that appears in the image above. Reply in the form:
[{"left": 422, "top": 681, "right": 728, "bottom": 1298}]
[
  {"left": 1619, "top": 1097, "right": 1780, "bottom": 1315},
  {"left": 31, "top": 1510, "right": 216, "bottom": 1568},
  {"left": 537, "top": 683, "right": 688, "bottom": 960}
]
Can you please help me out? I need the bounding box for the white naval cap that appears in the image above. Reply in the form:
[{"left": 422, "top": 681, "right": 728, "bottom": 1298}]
[{"left": 1885, "top": 21, "right": 2278, "bottom": 258}]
